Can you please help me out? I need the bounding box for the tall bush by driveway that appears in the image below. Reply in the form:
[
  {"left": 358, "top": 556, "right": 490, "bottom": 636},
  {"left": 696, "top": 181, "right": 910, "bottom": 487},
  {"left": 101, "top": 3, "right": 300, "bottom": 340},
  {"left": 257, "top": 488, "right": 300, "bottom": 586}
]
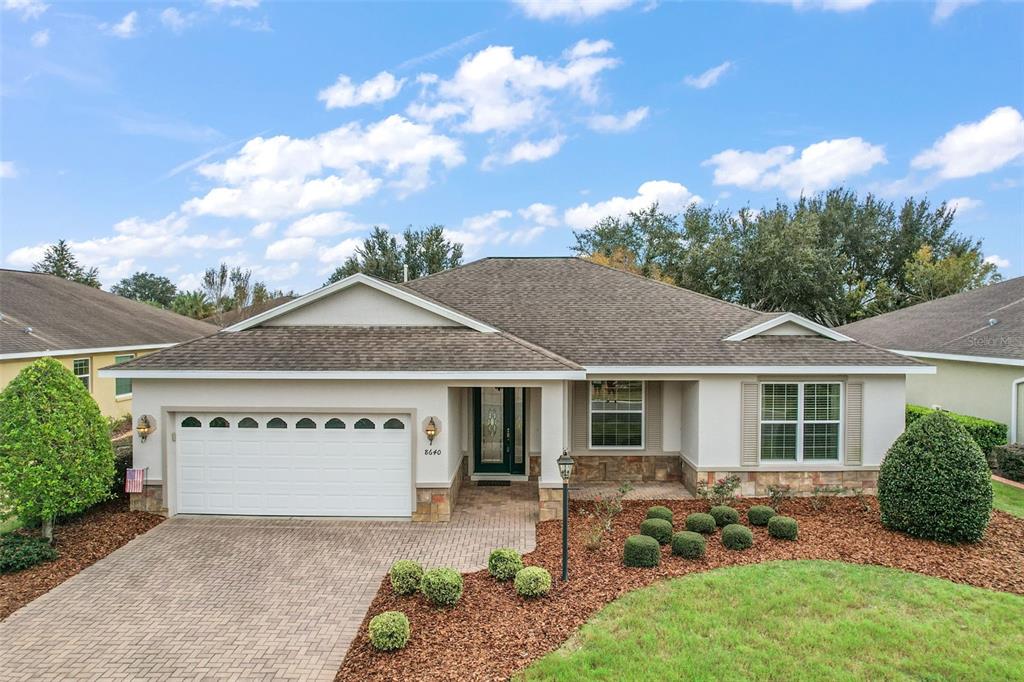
[{"left": 905, "top": 405, "right": 1007, "bottom": 457}]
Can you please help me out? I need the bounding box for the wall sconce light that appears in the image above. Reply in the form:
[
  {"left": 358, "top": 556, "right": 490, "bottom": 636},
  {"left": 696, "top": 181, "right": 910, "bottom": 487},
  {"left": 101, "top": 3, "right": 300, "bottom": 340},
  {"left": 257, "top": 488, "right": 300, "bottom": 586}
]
[
  {"left": 424, "top": 417, "right": 438, "bottom": 444},
  {"left": 136, "top": 414, "right": 155, "bottom": 442}
]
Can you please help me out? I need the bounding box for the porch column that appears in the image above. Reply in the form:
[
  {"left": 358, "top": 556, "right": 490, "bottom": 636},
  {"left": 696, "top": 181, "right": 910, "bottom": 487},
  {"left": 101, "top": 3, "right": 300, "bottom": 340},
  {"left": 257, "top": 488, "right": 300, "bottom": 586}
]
[{"left": 538, "top": 381, "right": 568, "bottom": 521}]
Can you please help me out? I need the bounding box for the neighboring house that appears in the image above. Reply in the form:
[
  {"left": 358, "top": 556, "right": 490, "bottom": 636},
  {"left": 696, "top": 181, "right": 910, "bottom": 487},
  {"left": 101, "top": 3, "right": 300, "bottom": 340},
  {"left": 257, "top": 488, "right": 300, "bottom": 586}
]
[
  {"left": 839, "top": 277, "right": 1023, "bottom": 443},
  {"left": 0, "top": 269, "right": 217, "bottom": 418},
  {"left": 202, "top": 295, "right": 296, "bottom": 329},
  {"left": 102, "top": 258, "right": 930, "bottom": 521}
]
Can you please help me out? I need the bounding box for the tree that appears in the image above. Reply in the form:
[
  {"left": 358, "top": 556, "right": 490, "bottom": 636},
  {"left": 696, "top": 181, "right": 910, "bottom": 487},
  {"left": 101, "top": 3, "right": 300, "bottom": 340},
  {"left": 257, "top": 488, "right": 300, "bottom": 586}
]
[
  {"left": 171, "top": 290, "right": 213, "bottom": 319},
  {"left": 324, "top": 225, "right": 464, "bottom": 285},
  {"left": 202, "top": 264, "right": 230, "bottom": 313},
  {"left": 0, "top": 358, "right": 114, "bottom": 542},
  {"left": 903, "top": 244, "right": 1000, "bottom": 306},
  {"left": 110, "top": 272, "right": 177, "bottom": 308},
  {"left": 573, "top": 203, "right": 682, "bottom": 282},
  {"left": 31, "top": 240, "right": 100, "bottom": 288}
]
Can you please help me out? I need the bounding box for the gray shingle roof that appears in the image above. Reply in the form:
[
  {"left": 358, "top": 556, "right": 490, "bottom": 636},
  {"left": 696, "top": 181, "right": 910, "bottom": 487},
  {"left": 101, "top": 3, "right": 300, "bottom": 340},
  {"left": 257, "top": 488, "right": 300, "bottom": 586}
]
[
  {"left": 838, "top": 277, "right": 1024, "bottom": 362},
  {"left": 113, "top": 326, "right": 583, "bottom": 372},
  {"left": 0, "top": 269, "right": 217, "bottom": 355}
]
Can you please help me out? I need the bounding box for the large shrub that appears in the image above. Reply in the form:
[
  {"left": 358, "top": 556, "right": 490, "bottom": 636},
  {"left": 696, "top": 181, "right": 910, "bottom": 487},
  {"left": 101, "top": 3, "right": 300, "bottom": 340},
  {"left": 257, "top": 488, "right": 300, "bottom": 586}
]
[
  {"left": 709, "top": 505, "right": 740, "bottom": 527},
  {"left": 488, "top": 548, "right": 524, "bottom": 581},
  {"left": 880, "top": 411, "right": 992, "bottom": 543},
  {"left": 684, "top": 512, "right": 716, "bottom": 535},
  {"left": 670, "top": 531, "right": 706, "bottom": 559},
  {"left": 993, "top": 445, "right": 1024, "bottom": 483},
  {"left": 0, "top": 357, "right": 115, "bottom": 541},
  {"left": 514, "top": 566, "right": 552, "bottom": 598},
  {"left": 906, "top": 404, "right": 1007, "bottom": 456},
  {"left": 368, "top": 611, "right": 410, "bottom": 651},
  {"left": 639, "top": 518, "right": 673, "bottom": 545},
  {"left": 623, "top": 535, "right": 661, "bottom": 567},
  {"left": 389, "top": 560, "right": 424, "bottom": 595},
  {"left": 421, "top": 567, "right": 464, "bottom": 606},
  {"left": 0, "top": 533, "right": 59, "bottom": 573}
]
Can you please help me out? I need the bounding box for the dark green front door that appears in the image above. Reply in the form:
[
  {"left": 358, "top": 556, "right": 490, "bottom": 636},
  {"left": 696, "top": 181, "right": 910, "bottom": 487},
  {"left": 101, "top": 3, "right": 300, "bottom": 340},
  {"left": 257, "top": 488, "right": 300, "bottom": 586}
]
[{"left": 473, "top": 388, "right": 527, "bottom": 475}]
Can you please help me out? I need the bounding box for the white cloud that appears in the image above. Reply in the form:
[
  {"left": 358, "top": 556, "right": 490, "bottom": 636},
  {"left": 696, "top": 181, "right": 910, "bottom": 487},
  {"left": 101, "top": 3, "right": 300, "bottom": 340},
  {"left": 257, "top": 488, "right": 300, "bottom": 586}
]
[
  {"left": 508, "top": 225, "right": 545, "bottom": 245},
  {"left": 318, "top": 237, "right": 362, "bottom": 264},
  {"left": 250, "top": 221, "right": 275, "bottom": 238},
  {"left": 0, "top": 161, "right": 17, "bottom": 178},
  {"left": 564, "top": 180, "right": 702, "bottom": 230},
  {"left": 518, "top": 202, "right": 559, "bottom": 227},
  {"left": 410, "top": 42, "right": 619, "bottom": 134},
  {"left": 984, "top": 254, "right": 1010, "bottom": 269},
  {"left": 769, "top": 0, "right": 876, "bottom": 11},
  {"left": 704, "top": 137, "right": 886, "bottom": 197},
  {"left": 3, "top": 0, "right": 48, "bottom": 20},
  {"left": 911, "top": 106, "right": 1024, "bottom": 180},
  {"left": 107, "top": 11, "right": 139, "bottom": 38},
  {"left": 933, "top": 0, "right": 979, "bottom": 22},
  {"left": 513, "top": 0, "right": 636, "bottom": 21},
  {"left": 30, "top": 29, "right": 49, "bottom": 47},
  {"left": 684, "top": 61, "right": 733, "bottom": 89},
  {"left": 285, "top": 211, "right": 365, "bottom": 238},
  {"left": 588, "top": 106, "right": 649, "bottom": 133},
  {"left": 462, "top": 209, "right": 512, "bottom": 232},
  {"left": 484, "top": 135, "right": 566, "bottom": 168},
  {"left": 946, "top": 196, "right": 982, "bottom": 215},
  {"left": 318, "top": 71, "right": 406, "bottom": 110},
  {"left": 265, "top": 236, "right": 316, "bottom": 260},
  {"left": 160, "top": 7, "right": 193, "bottom": 33},
  {"left": 206, "top": 0, "right": 259, "bottom": 8},
  {"left": 444, "top": 204, "right": 553, "bottom": 254}
]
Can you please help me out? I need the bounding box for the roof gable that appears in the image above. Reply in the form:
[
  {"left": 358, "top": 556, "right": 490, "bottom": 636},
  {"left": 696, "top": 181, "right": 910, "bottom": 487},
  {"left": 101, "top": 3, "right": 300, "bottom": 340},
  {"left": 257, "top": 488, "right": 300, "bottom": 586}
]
[{"left": 725, "top": 313, "right": 853, "bottom": 342}]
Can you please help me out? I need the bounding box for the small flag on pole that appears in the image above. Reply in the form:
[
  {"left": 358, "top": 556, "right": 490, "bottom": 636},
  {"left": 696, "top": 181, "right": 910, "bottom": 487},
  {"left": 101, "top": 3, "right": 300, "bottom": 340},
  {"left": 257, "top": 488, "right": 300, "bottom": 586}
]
[{"left": 125, "top": 468, "right": 145, "bottom": 494}]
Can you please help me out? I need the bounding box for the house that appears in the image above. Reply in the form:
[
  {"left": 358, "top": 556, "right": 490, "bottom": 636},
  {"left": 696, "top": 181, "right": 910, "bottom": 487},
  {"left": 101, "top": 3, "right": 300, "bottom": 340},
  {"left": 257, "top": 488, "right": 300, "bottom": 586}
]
[
  {"left": 101, "top": 258, "right": 930, "bottom": 521},
  {"left": 0, "top": 269, "right": 217, "bottom": 418},
  {"left": 838, "top": 276, "right": 1024, "bottom": 443}
]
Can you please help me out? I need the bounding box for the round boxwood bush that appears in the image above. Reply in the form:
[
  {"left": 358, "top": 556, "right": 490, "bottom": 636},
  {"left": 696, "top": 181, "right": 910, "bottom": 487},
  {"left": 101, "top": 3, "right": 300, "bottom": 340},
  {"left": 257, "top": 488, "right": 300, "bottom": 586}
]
[
  {"left": 645, "top": 505, "right": 674, "bottom": 523},
  {"left": 710, "top": 505, "right": 740, "bottom": 527},
  {"left": 639, "top": 518, "right": 673, "bottom": 545},
  {"left": 388, "top": 560, "right": 423, "bottom": 595},
  {"left": 623, "top": 534, "right": 661, "bottom": 567},
  {"left": 514, "top": 566, "right": 552, "bottom": 598},
  {"left": 878, "top": 411, "right": 993, "bottom": 543},
  {"left": 368, "top": 611, "right": 410, "bottom": 651},
  {"left": 768, "top": 515, "right": 798, "bottom": 540},
  {"left": 0, "top": 534, "right": 58, "bottom": 574},
  {"left": 747, "top": 505, "right": 776, "bottom": 527},
  {"left": 670, "top": 531, "right": 706, "bottom": 559},
  {"left": 487, "top": 548, "right": 524, "bottom": 581},
  {"left": 685, "top": 512, "right": 716, "bottom": 535},
  {"left": 420, "top": 567, "right": 464, "bottom": 606},
  {"left": 721, "top": 524, "right": 754, "bottom": 550}
]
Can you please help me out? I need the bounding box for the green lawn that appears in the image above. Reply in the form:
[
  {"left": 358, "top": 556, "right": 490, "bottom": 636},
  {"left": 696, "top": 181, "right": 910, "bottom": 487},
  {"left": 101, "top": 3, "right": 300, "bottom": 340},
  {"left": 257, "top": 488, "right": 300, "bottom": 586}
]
[
  {"left": 520, "top": 561, "right": 1024, "bottom": 682},
  {"left": 993, "top": 479, "right": 1024, "bottom": 518}
]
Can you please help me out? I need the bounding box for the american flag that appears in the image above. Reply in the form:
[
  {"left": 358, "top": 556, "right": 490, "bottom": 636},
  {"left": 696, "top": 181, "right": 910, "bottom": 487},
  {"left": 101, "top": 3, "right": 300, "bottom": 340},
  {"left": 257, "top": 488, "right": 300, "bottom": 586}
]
[{"left": 125, "top": 468, "right": 145, "bottom": 494}]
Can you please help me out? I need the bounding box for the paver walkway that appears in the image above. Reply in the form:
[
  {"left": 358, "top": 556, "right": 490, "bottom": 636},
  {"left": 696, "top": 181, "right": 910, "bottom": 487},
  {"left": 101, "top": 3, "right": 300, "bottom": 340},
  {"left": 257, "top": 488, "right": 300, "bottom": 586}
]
[{"left": 0, "top": 483, "right": 536, "bottom": 681}]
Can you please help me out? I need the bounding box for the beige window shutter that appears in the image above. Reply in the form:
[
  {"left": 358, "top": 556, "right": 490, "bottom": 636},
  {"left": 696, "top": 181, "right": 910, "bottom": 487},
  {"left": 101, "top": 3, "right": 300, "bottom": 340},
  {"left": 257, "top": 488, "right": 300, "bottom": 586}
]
[
  {"left": 845, "top": 382, "right": 863, "bottom": 466},
  {"left": 741, "top": 382, "right": 759, "bottom": 466},
  {"left": 645, "top": 381, "right": 663, "bottom": 453},
  {"left": 572, "top": 381, "right": 588, "bottom": 451}
]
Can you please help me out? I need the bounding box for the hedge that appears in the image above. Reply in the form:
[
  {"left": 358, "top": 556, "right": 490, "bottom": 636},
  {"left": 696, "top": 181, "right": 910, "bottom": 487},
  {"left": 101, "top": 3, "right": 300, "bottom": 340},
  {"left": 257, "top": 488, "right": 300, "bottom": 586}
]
[
  {"left": 906, "top": 404, "right": 1007, "bottom": 455},
  {"left": 993, "top": 444, "right": 1024, "bottom": 483}
]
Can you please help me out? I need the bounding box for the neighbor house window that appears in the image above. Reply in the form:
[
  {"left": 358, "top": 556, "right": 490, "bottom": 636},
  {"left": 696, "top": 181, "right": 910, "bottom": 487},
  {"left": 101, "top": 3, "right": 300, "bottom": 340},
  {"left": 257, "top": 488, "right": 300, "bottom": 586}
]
[
  {"left": 590, "top": 380, "right": 644, "bottom": 449},
  {"left": 114, "top": 354, "right": 134, "bottom": 397},
  {"left": 73, "top": 358, "right": 90, "bottom": 392},
  {"left": 760, "top": 383, "right": 841, "bottom": 461}
]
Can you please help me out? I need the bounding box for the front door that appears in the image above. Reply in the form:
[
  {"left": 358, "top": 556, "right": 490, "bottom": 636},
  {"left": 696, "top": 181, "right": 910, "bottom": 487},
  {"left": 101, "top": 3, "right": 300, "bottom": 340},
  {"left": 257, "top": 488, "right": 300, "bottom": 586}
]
[{"left": 473, "top": 388, "right": 527, "bottom": 475}]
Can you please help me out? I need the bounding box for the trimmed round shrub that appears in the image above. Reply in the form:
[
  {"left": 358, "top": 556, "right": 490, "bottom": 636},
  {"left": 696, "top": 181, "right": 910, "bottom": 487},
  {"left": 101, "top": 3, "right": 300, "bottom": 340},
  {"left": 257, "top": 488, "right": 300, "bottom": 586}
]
[
  {"left": 747, "top": 505, "right": 776, "bottom": 526},
  {"left": 368, "top": 611, "right": 410, "bottom": 651},
  {"left": 514, "top": 566, "right": 552, "bottom": 598},
  {"left": 645, "top": 505, "right": 674, "bottom": 523},
  {"left": 388, "top": 560, "right": 423, "bottom": 595},
  {"left": 710, "top": 505, "right": 740, "bottom": 527},
  {"left": 623, "top": 534, "right": 661, "bottom": 567},
  {"left": 685, "top": 512, "right": 716, "bottom": 535},
  {"left": 488, "top": 548, "right": 524, "bottom": 581},
  {"left": 420, "top": 567, "right": 464, "bottom": 606},
  {"left": 0, "top": 534, "right": 58, "bottom": 574},
  {"left": 639, "top": 518, "right": 673, "bottom": 545},
  {"left": 721, "top": 524, "right": 754, "bottom": 551},
  {"left": 879, "top": 411, "right": 993, "bottom": 543},
  {"left": 768, "top": 515, "right": 799, "bottom": 540},
  {"left": 670, "top": 531, "right": 706, "bottom": 559}
]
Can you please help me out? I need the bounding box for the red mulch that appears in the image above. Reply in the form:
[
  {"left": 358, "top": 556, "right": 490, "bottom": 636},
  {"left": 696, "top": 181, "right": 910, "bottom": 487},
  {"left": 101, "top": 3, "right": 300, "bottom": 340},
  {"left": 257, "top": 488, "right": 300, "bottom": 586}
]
[
  {"left": 337, "top": 497, "right": 1024, "bottom": 682},
  {"left": 0, "top": 498, "right": 164, "bottom": 620}
]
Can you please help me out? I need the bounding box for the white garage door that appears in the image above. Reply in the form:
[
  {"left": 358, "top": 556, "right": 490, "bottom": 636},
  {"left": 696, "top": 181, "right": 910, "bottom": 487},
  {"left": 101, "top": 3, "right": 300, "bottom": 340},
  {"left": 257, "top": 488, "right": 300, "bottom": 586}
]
[{"left": 176, "top": 413, "right": 412, "bottom": 517}]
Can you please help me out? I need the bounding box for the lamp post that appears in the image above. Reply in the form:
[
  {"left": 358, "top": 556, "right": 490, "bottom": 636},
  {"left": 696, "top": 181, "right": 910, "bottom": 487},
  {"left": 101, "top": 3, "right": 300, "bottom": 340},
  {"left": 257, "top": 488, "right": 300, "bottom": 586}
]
[{"left": 557, "top": 450, "right": 575, "bottom": 582}]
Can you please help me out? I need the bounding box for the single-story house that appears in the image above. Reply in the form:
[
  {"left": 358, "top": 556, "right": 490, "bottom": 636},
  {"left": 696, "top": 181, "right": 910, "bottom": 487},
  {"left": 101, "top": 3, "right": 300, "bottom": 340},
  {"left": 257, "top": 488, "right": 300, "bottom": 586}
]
[
  {"left": 102, "top": 258, "right": 931, "bottom": 521},
  {"left": 838, "top": 277, "right": 1023, "bottom": 443},
  {"left": 0, "top": 269, "right": 217, "bottom": 418}
]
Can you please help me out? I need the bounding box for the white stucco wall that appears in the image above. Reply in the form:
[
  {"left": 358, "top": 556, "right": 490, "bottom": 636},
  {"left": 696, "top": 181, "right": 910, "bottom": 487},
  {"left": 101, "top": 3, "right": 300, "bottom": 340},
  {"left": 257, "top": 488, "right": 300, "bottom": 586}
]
[
  {"left": 679, "top": 380, "right": 700, "bottom": 466},
  {"left": 265, "top": 283, "right": 459, "bottom": 327},
  {"left": 661, "top": 381, "right": 682, "bottom": 453},
  {"left": 904, "top": 356, "right": 1023, "bottom": 426}
]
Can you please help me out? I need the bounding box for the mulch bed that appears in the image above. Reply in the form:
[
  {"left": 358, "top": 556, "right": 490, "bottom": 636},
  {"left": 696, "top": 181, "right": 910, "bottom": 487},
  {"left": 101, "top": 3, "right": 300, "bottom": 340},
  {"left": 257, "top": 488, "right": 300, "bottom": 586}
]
[
  {"left": 337, "top": 497, "right": 1024, "bottom": 682},
  {"left": 0, "top": 498, "right": 164, "bottom": 620}
]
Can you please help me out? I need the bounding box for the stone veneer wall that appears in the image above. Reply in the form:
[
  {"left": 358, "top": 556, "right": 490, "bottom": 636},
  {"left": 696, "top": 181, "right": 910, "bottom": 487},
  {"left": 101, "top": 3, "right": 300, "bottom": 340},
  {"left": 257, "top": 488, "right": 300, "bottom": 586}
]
[
  {"left": 538, "top": 487, "right": 563, "bottom": 522},
  {"left": 529, "top": 454, "right": 681, "bottom": 483},
  {"left": 412, "top": 455, "right": 468, "bottom": 522},
  {"left": 681, "top": 458, "right": 879, "bottom": 497},
  {"left": 121, "top": 435, "right": 170, "bottom": 515}
]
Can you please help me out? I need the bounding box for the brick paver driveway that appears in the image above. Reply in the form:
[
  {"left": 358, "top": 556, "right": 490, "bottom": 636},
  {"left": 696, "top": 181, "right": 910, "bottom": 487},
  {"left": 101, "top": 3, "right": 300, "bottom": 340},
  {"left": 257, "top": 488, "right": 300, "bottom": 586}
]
[{"left": 0, "top": 483, "right": 536, "bottom": 681}]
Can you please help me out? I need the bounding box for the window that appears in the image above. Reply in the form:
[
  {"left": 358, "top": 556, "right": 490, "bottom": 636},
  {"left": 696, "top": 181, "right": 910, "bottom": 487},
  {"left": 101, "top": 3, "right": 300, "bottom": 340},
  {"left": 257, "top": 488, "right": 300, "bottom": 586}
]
[
  {"left": 760, "top": 383, "right": 841, "bottom": 461},
  {"left": 296, "top": 418, "right": 317, "bottom": 429},
  {"left": 267, "top": 417, "right": 288, "bottom": 429},
  {"left": 590, "top": 380, "right": 644, "bottom": 448},
  {"left": 383, "top": 418, "right": 404, "bottom": 430},
  {"left": 73, "top": 358, "right": 90, "bottom": 392},
  {"left": 113, "top": 354, "right": 134, "bottom": 397},
  {"left": 325, "top": 418, "right": 346, "bottom": 429},
  {"left": 238, "top": 417, "right": 258, "bottom": 428},
  {"left": 354, "top": 418, "right": 375, "bottom": 429},
  {"left": 209, "top": 417, "right": 229, "bottom": 428},
  {"left": 181, "top": 416, "right": 201, "bottom": 427}
]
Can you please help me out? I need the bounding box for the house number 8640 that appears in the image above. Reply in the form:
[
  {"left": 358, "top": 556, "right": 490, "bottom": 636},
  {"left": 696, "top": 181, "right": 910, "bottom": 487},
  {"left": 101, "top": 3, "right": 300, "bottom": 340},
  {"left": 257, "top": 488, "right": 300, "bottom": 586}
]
[{"left": 424, "top": 448, "right": 442, "bottom": 456}]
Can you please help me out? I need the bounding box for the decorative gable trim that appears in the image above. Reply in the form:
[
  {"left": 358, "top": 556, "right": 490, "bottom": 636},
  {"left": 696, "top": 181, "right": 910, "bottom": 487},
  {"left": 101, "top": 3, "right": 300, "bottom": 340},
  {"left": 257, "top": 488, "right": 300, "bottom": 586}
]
[
  {"left": 724, "top": 313, "right": 854, "bottom": 343},
  {"left": 224, "top": 273, "right": 499, "bottom": 333}
]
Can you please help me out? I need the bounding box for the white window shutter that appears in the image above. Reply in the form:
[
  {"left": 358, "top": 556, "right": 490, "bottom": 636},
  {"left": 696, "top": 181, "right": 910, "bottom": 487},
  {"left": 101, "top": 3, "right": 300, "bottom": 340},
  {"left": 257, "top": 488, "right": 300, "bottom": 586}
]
[
  {"left": 845, "top": 382, "right": 863, "bottom": 466},
  {"left": 741, "top": 382, "right": 759, "bottom": 466}
]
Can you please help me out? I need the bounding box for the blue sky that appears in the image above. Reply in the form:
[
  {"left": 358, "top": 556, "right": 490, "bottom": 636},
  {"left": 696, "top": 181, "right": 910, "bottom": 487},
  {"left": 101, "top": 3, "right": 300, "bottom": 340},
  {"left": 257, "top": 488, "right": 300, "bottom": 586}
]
[{"left": 2, "top": 0, "right": 1022, "bottom": 294}]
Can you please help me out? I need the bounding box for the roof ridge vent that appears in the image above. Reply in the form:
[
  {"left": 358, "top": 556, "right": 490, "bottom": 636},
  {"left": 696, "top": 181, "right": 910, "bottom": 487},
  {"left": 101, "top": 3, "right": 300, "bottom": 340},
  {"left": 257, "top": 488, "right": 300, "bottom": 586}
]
[
  {"left": 988, "top": 318, "right": 999, "bottom": 327},
  {"left": 24, "top": 326, "right": 33, "bottom": 333}
]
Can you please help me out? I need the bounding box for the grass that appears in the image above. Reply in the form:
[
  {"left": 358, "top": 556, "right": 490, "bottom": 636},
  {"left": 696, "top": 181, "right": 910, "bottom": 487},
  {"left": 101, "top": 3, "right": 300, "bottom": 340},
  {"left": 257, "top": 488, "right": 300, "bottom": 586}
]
[
  {"left": 993, "top": 478, "right": 1024, "bottom": 518},
  {"left": 519, "top": 561, "right": 1024, "bottom": 682},
  {"left": 0, "top": 517, "right": 21, "bottom": 534}
]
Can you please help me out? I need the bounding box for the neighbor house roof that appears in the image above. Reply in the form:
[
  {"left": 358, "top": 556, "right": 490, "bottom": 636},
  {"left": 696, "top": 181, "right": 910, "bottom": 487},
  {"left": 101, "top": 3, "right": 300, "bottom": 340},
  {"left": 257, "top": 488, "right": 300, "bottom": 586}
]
[
  {"left": 0, "top": 269, "right": 217, "bottom": 358},
  {"left": 838, "top": 277, "right": 1024, "bottom": 364}
]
